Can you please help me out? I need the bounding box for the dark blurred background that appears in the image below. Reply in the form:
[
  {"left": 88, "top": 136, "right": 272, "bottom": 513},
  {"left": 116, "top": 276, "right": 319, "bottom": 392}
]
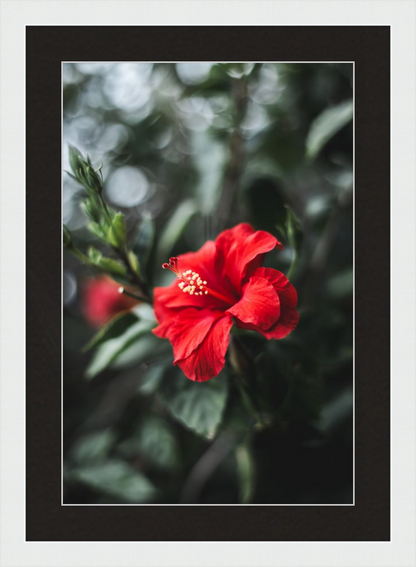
[{"left": 63, "top": 62, "right": 353, "bottom": 504}]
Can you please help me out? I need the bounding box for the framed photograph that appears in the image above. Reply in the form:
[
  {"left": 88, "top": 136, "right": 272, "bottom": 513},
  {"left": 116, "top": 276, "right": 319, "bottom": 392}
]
[
  {"left": 1, "top": 1, "right": 414, "bottom": 566},
  {"left": 30, "top": 24, "right": 387, "bottom": 538}
]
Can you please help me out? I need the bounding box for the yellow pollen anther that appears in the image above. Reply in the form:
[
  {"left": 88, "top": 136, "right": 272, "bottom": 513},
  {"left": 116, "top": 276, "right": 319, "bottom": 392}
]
[
  {"left": 177, "top": 271, "right": 208, "bottom": 298},
  {"left": 164, "top": 258, "right": 234, "bottom": 304}
]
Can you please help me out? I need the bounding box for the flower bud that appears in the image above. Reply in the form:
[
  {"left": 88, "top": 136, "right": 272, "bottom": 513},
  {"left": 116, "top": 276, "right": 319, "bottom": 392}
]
[
  {"left": 68, "top": 145, "right": 84, "bottom": 176},
  {"left": 82, "top": 276, "right": 139, "bottom": 328},
  {"left": 68, "top": 145, "right": 103, "bottom": 195}
]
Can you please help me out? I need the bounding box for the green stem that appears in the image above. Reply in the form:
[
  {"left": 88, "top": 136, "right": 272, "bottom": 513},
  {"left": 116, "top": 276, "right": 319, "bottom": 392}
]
[
  {"left": 69, "top": 247, "right": 99, "bottom": 269},
  {"left": 68, "top": 155, "right": 152, "bottom": 302},
  {"left": 118, "top": 287, "right": 151, "bottom": 304},
  {"left": 98, "top": 192, "right": 149, "bottom": 296},
  {"left": 99, "top": 194, "right": 113, "bottom": 226},
  {"left": 66, "top": 246, "right": 138, "bottom": 290},
  {"left": 287, "top": 248, "right": 298, "bottom": 281},
  {"left": 118, "top": 246, "right": 149, "bottom": 296}
]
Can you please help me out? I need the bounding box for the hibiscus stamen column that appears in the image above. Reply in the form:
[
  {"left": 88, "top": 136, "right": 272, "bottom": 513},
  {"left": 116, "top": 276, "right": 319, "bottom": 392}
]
[{"left": 162, "top": 257, "right": 234, "bottom": 305}]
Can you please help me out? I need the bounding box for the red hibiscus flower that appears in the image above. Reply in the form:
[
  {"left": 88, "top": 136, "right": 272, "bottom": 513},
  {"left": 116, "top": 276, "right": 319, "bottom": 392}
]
[
  {"left": 153, "top": 223, "right": 299, "bottom": 382},
  {"left": 82, "top": 276, "right": 138, "bottom": 328}
]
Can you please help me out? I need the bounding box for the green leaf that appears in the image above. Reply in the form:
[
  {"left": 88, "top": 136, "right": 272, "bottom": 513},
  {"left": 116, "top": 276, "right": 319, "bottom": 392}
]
[
  {"left": 137, "top": 363, "right": 167, "bottom": 396},
  {"left": 82, "top": 311, "right": 139, "bottom": 352},
  {"left": 87, "top": 246, "right": 127, "bottom": 277},
  {"left": 306, "top": 100, "right": 353, "bottom": 160},
  {"left": 236, "top": 443, "right": 255, "bottom": 504},
  {"left": 278, "top": 206, "right": 302, "bottom": 280},
  {"left": 81, "top": 198, "right": 101, "bottom": 224},
  {"left": 69, "top": 429, "right": 116, "bottom": 464},
  {"left": 285, "top": 206, "right": 301, "bottom": 249},
  {"left": 108, "top": 212, "right": 127, "bottom": 248},
  {"left": 86, "top": 221, "right": 107, "bottom": 241},
  {"left": 127, "top": 250, "right": 140, "bottom": 275},
  {"left": 98, "top": 257, "right": 127, "bottom": 276},
  {"left": 68, "top": 144, "right": 84, "bottom": 175},
  {"left": 87, "top": 246, "right": 102, "bottom": 264},
  {"left": 65, "top": 170, "right": 79, "bottom": 182},
  {"left": 68, "top": 459, "right": 157, "bottom": 503},
  {"left": 156, "top": 200, "right": 197, "bottom": 265},
  {"left": 160, "top": 368, "right": 228, "bottom": 438},
  {"left": 85, "top": 320, "right": 154, "bottom": 379},
  {"left": 110, "top": 333, "right": 169, "bottom": 370},
  {"left": 118, "top": 417, "right": 179, "bottom": 470}
]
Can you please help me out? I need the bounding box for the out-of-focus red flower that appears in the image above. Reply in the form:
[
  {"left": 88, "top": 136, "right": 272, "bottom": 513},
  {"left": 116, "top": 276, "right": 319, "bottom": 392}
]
[
  {"left": 153, "top": 223, "right": 299, "bottom": 382},
  {"left": 82, "top": 276, "right": 138, "bottom": 328}
]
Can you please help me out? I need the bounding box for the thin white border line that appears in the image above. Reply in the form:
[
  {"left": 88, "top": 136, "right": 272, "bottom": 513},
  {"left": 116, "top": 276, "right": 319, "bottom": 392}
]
[{"left": 61, "top": 61, "right": 355, "bottom": 508}]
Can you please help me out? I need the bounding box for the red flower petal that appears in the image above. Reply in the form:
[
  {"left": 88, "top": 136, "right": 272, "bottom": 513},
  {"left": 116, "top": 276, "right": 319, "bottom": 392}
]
[
  {"left": 175, "top": 240, "right": 217, "bottom": 278},
  {"left": 154, "top": 308, "right": 224, "bottom": 362},
  {"left": 251, "top": 267, "right": 299, "bottom": 339},
  {"left": 153, "top": 240, "right": 226, "bottom": 322},
  {"left": 152, "top": 225, "right": 297, "bottom": 382},
  {"left": 175, "top": 315, "right": 233, "bottom": 382},
  {"left": 153, "top": 281, "right": 203, "bottom": 321},
  {"left": 227, "top": 276, "right": 280, "bottom": 330},
  {"left": 215, "top": 223, "right": 282, "bottom": 292},
  {"left": 152, "top": 317, "right": 173, "bottom": 339}
]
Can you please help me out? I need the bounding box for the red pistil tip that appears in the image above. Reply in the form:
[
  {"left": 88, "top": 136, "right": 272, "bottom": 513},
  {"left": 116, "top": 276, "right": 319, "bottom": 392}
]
[
  {"left": 162, "top": 263, "right": 169, "bottom": 269},
  {"left": 169, "top": 257, "right": 178, "bottom": 266}
]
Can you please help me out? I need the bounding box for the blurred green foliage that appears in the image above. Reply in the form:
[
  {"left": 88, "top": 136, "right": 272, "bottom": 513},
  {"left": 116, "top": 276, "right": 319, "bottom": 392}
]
[{"left": 63, "top": 62, "right": 353, "bottom": 504}]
